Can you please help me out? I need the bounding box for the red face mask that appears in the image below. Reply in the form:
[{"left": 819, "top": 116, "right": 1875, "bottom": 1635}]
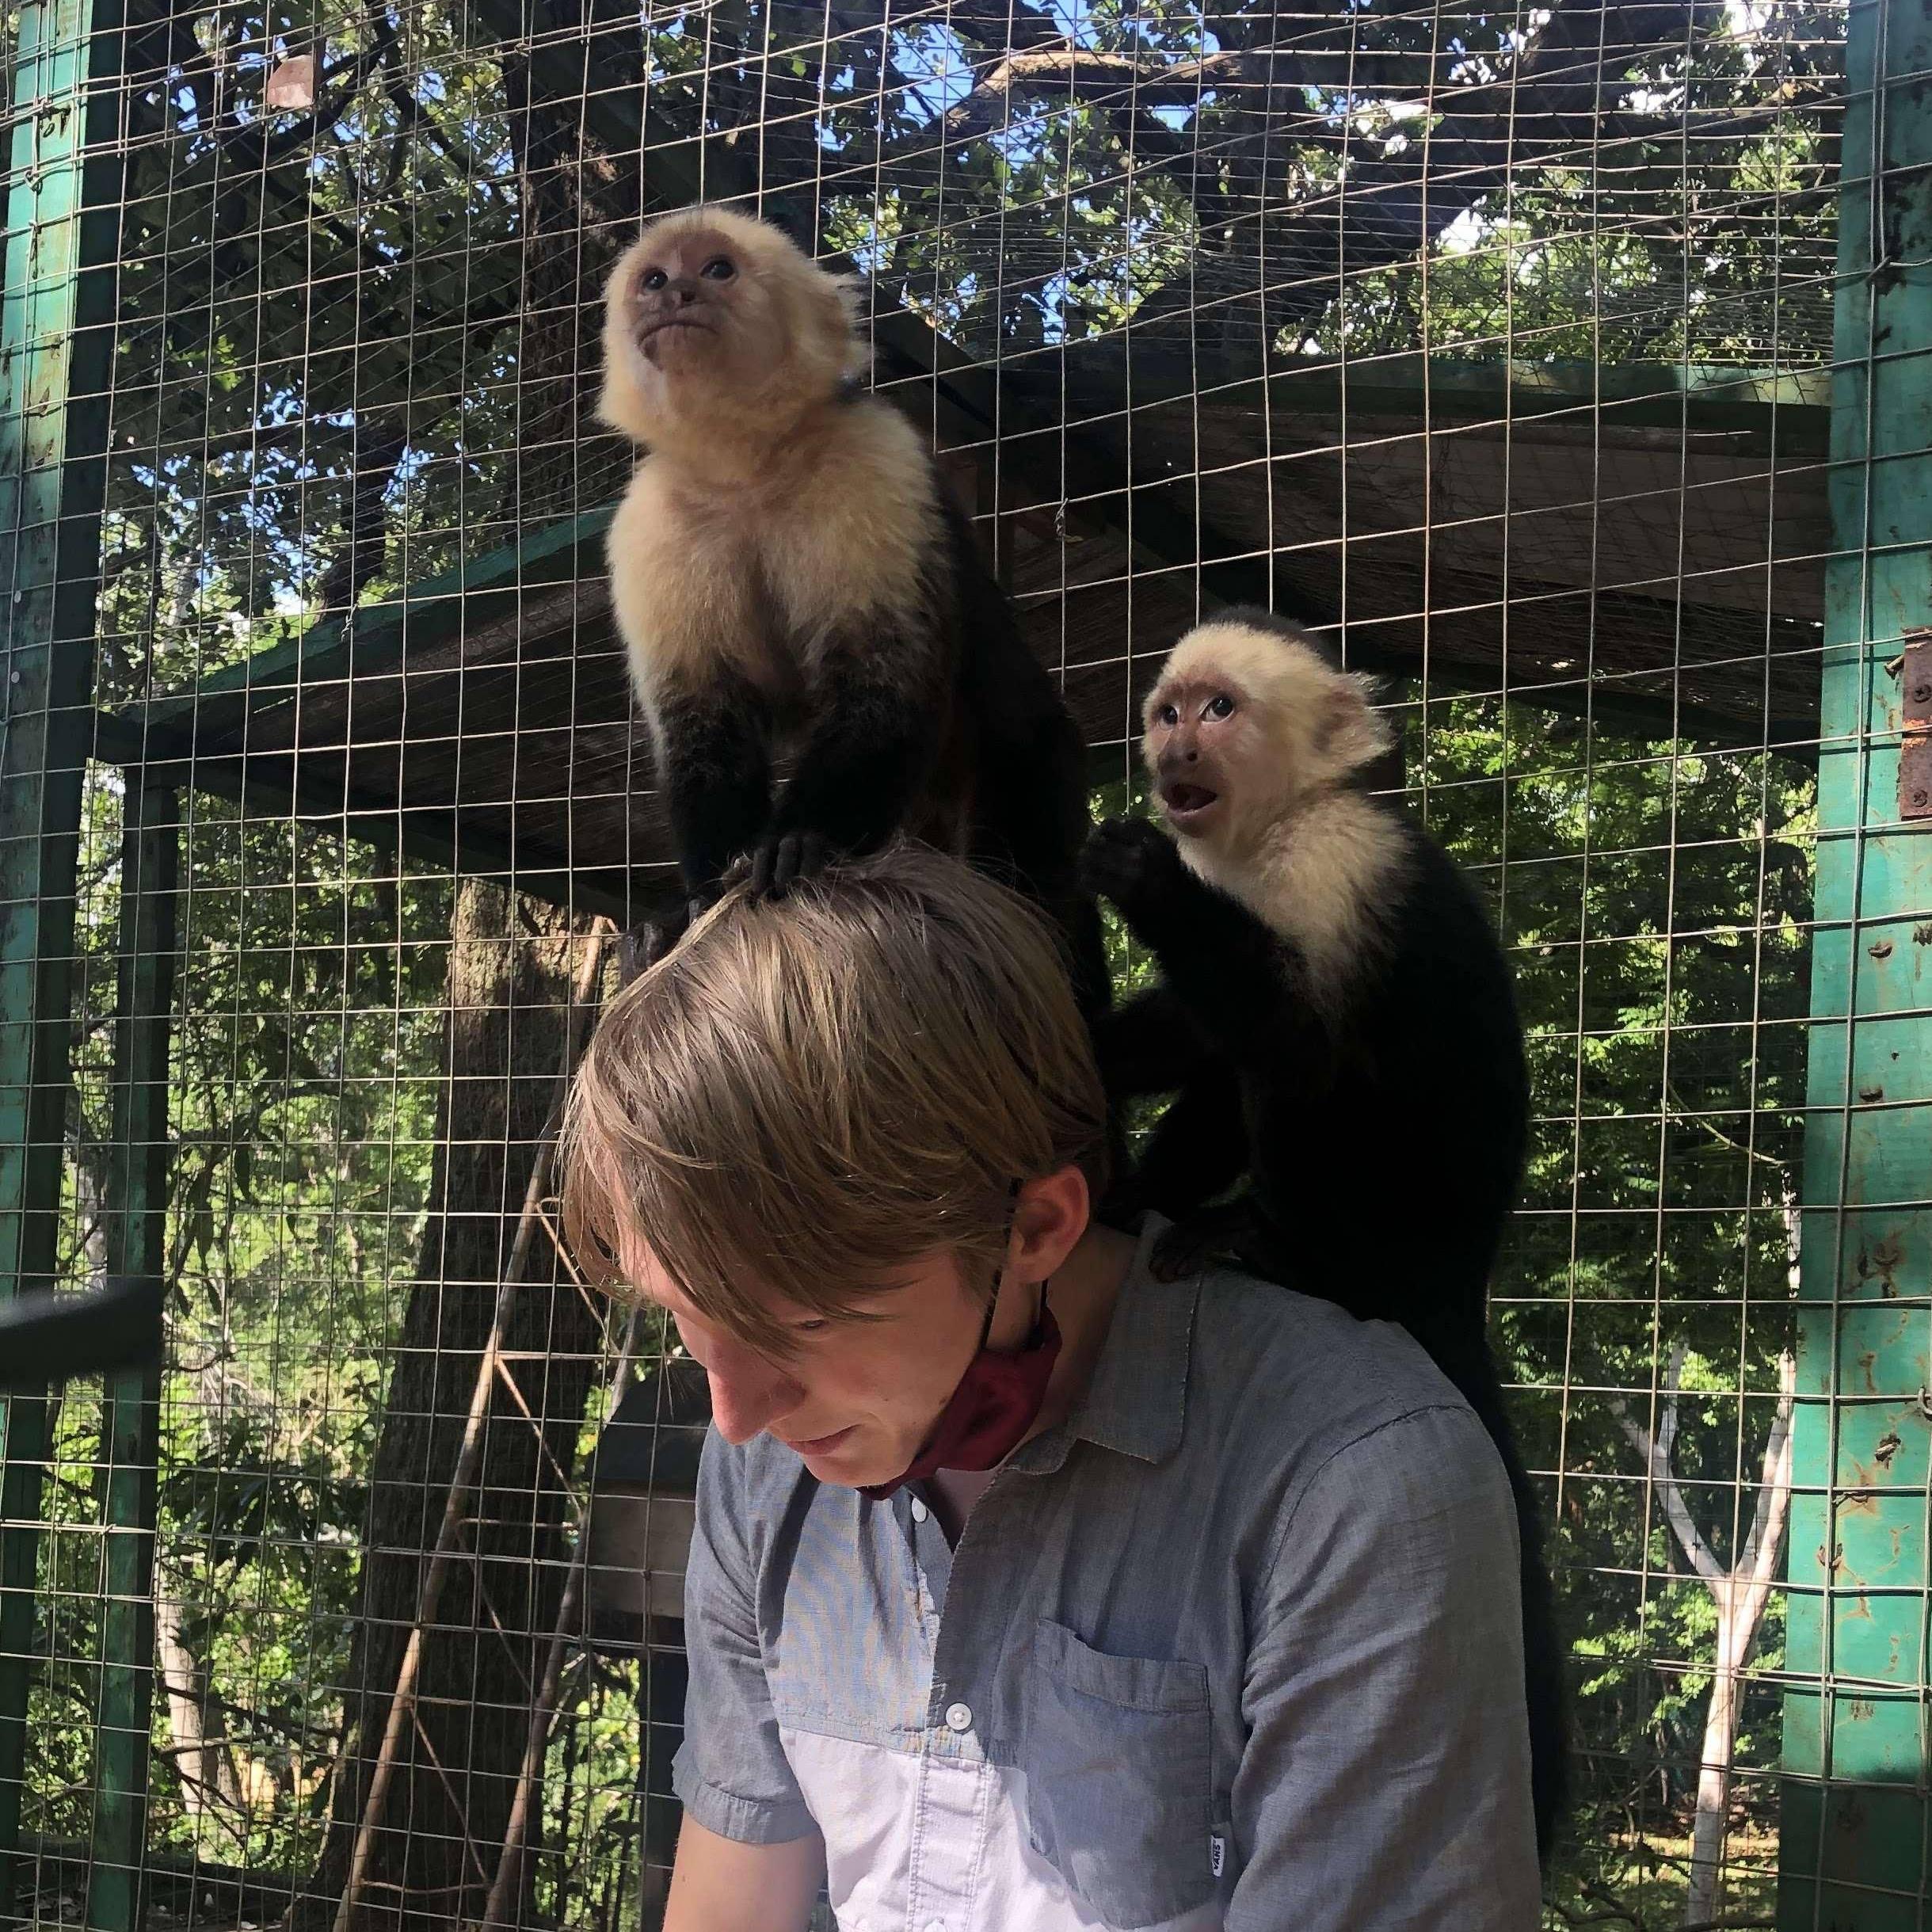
[{"left": 860, "top": 1285, "right": 1061, "bottom": 1501}]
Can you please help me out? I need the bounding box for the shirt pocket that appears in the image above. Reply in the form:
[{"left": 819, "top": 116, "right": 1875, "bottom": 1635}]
[{"left": 1022, "top": 1618, "right": 1214, "bottom": 1930}]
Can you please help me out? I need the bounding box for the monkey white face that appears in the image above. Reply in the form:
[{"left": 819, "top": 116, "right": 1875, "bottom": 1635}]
[
  {"left": 1142, "top": 617, "right": 1392, "bottom": 849},
  {"left": 628, "top": 227, "right": 743, "bottom": 374},
  {"left": 1141, "top": 673, "right": 1247, "bottom": 840},
  {"left": 597, "top": 207, "right": 862, "bottom": 446}
]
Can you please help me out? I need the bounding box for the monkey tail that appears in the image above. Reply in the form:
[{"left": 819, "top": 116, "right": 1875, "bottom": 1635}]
[{"left": 1435, "top": 1338, "right": 1572, "bottom": 1865}]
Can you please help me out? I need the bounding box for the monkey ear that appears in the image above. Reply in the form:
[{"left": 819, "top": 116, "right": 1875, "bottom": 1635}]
[
  {"left": 830, "top": 275, "right": 873, "bottom": 384},
  {"left": 1318, "top": 679, "right": 1395, "bottom": 773},
  {"left": 831, "top": 272, "right": 865, "bottom": 333}
]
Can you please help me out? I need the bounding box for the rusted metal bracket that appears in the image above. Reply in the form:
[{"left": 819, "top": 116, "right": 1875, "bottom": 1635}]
[{"left": 1901, "top": 631, "right": 1932, "bottom": 820}]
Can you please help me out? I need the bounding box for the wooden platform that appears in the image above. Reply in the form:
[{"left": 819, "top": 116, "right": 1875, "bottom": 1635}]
[{"left": 96, "top": 345, "right": 1831, "bottom": 918}]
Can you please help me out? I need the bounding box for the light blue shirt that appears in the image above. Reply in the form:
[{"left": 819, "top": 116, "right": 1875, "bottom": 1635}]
[{"left": 675, "top": 1217, "right": 1541, "bottom": 1930}]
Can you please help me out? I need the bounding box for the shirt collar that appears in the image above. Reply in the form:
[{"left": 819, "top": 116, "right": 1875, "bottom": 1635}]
[{"left": 1013, "top": 1214, "right": 1197, "bottom": 1475}]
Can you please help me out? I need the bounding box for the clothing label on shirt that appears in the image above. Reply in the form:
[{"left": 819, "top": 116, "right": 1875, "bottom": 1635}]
[{"left": 1210, "top": 1835, "right": 1225, "bottom": 1878}]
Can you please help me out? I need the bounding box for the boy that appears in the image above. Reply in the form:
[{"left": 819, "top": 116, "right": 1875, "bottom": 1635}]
[{"left": 562, "top": 844, "right": 1540, "bottom": 1930}]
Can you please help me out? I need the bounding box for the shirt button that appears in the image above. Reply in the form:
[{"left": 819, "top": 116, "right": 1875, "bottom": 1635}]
[
  {"left": 924, "top": 1922, "right": 946, "bottom": 1932},
  {"left": 944, "top": 1701, "right": 972, "bottom": 1732},
  {"left": 910, "top": 1497, "right": 929, "bottom": 1523}
]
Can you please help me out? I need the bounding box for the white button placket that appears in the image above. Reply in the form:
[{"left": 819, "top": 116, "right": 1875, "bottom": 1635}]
[{"left": 903, "top": 1717, "right": 994, "bottom": 1932}]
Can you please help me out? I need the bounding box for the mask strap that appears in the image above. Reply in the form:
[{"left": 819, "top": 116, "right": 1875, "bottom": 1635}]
[
  {"left": 974, "top": 1292, "right": 997, "bottom": 1351},
  {"left": 1000, "top": 1183, "right": 1056, "bottom": 1352},
  {"left": 978, "top": 1178, "right": 1025, "bottom": 1351}
]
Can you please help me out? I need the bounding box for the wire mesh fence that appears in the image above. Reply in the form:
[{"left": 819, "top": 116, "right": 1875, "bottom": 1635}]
[{"left": 3, "top": 0, "right": 1922, "bottom": 1926}]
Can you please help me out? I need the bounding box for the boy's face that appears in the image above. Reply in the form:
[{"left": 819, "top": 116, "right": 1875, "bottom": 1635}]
[{"left": 624, "top": 1241, "right": 994, "bottom": 1490}]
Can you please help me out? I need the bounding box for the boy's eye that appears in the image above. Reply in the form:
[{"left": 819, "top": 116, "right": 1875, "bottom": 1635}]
[{"left": 794, "top": 1318, "right": 830, "bottom": 1336}]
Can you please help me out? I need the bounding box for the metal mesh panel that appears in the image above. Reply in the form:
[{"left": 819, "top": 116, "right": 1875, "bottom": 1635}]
[{"left": 2, "top": 0, "right": 1916, "bottom": 1929}]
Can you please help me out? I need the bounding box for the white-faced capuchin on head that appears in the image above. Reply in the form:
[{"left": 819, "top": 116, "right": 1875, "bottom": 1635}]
[
  {"left": 1078, "top": 605, "right": 1568, "bottom": 1858},
  {"left": 598, "top": 205, "right": 1102, "bottom": 1007}
]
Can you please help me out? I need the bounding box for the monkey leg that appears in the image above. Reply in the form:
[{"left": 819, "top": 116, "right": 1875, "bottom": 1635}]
[
  {"left": 657, "top": 674, "right": 775, "bottom": 897},
  {"left": 1105, "top": 1061, "right": 1247, "bottom": 1229},
  {"left": 767, "top": 632, "right": 949, "bottom": 861},
  {"left": 1091, "top": 986, "right": 1206, "bottom": 1099}
]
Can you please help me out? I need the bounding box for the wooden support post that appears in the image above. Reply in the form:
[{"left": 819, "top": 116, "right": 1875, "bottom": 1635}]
[
  {"left": 0, "top": 0, "right": 130, "bottom": 1893},
  {"left": 84, "top": 782, "right": 177, "bottom": 1932},
  {"left": 1778, "top": 0, "right": 1932, "bottom": 1920}
]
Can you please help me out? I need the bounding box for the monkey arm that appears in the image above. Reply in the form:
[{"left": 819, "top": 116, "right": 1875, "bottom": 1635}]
[
  {"left": 1157, "top": 903, "right": 1335, "bottom": 1093},
  {"left": 1083, "top": 820, "right": 1345, "bottom": 1099},
  {"left": 1083, "top": 821, "right": 1304, "bottom": 1061}
]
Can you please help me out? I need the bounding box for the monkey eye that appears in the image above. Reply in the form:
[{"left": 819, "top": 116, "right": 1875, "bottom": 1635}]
[
  {"left": 1155, "top": 703, "right": 1179, "bottom": 727},
  {"left": 1205, "top": 694, "right": 1235, "bottom": 719},
  {"left": 641, "top": 267, "right": 669, "bottom": 292},
  {"left": 701, "top": 257, "right": 737, "bottom": 280}
]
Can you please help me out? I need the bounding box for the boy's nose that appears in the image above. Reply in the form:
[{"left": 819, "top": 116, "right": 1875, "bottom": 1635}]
[{"left": 703, "top": 1342, "right": 805, "bottom": 1446}]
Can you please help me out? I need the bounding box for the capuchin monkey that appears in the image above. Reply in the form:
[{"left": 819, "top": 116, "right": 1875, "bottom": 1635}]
[
  {"left": 597, "top": 206, "right": 1103, "bottom": 1008},
  {"left": 1080, "top": 607, "right": 1568, "bottom": 1858}
]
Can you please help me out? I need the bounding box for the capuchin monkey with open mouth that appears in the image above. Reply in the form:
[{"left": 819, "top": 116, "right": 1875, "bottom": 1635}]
[
  {"left": 598, "top": 205, "right": 1103, "bottom": 1011},
  {"left": 1079, "top": 607, "right": 1568, "bottom": 1859}
]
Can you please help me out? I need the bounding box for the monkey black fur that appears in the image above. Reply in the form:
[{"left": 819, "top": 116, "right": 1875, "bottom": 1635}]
[
  {"left": 1081, "top": 608, "right": 1568, "bottom": 1860},
  {"left": 599, "top": 206, "right": 1103, "bottom": 1009}
]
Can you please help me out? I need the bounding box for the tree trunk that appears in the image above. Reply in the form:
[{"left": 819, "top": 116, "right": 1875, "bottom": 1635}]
[
  {"left": 1616, "top": 1335, "right": 1795, "bottom": 1932},
  {"left": 155, "top": 1571, "right": 245, "bottom": 1834},
  {"left": 1685, "top": 1605, "right": 1746, "bottom": 1925},
  {"left": 292, "top": 881, "right": 608, "bottom": 1932}
]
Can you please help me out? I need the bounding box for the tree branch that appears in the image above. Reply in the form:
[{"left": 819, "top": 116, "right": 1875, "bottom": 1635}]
[
  {"left": 1735, "top": 1351, "right": 1797, "bottom": 1604},
  {"left": 1614, "top": 1342, "right": 1724, "bottom": 1584}
]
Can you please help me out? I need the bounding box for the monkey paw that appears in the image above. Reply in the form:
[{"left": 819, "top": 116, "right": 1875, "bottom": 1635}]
[
  {"left": 1078, "top": 816, "right": 1185, "bottom": 923},
  {"left": 749, "top": 829, "right": 832, "bottom": 901},
  {"left": 1149, "top": 1213, "right": 1252, "bottom": 1285},
  {"left": 621, "top": 893, "right": 699, "bottom": 981},
  {"left": 1151, "top": 1202, "right": 1294, "bottom": 1288}
]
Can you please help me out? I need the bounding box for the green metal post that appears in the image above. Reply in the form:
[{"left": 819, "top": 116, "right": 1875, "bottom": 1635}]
[
  {"left": 0, "top": 0, "right": 131, "bottom": 1891},
  {"left": 84, "top": 782, "right": 175, "bottom": 1932},
  {"left": 1778, "top": 0, "right": 1932, "bottom": 1922}
]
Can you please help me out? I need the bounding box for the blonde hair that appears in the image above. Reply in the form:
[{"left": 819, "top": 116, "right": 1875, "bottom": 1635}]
[{"left": 560, "top": 843, "right": 1108, "bottom": 1356}]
